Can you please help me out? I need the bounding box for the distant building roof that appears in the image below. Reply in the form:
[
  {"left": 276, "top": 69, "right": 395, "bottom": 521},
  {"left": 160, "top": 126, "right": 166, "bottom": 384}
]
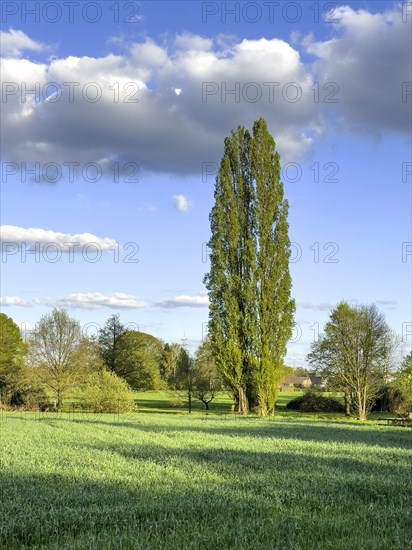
[{"left": 282, "top": 376, "right": 311, "bottom": 386}]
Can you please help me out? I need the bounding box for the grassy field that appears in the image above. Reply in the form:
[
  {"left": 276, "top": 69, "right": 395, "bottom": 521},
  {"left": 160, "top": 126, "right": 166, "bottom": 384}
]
[{"left": 1, "top": 412, "right": 411, "bottom": 549}]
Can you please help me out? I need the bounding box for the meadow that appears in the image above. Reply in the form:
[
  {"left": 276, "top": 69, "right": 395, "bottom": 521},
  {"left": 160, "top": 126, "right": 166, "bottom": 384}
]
[{"left": 1, "top": 406, "right": 411, "bottom": 549}]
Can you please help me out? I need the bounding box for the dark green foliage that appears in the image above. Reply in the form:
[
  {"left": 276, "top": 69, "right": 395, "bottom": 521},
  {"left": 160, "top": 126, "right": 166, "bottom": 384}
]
[
  {"left": 0, "top": 313, "right": 27, "bottom": 399},
  {"left": 174, "top": 347, "right": 195, "bottom": 412},
  {"left": 204, "top": 118, "right": 295, "bottom": 416},
  {"left": 98, "top": 314, "right": 128, "bottom": 373},
  {"left": 371, "top": 385, "right": 406, "bottom": 413},
  {"left": 286, "top": 391, "right": 344, "bottom": 413},
  {"left": 8, "top": 383, "right": 48, "bottom": 410}
]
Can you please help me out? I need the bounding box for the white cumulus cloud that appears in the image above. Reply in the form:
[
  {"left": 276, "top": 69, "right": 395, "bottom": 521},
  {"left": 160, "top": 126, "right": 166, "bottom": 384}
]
[
  {"left": 0, "top": 225, "right": 117, "bottom": 251},
  {"left": 0, "top": 28, "right": 46, "bottom": 57},
  {"left": 0, "top": 296, "right": 32, "bottom": 307},
  {"left": 173, "top": 195, "right": 193, "bottom": 213}
]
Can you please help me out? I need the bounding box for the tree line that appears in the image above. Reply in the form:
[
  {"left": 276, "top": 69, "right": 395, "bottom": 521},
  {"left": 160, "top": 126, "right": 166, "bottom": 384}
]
[
  {"left": 0, "top": 306, "right": 410, "bottom": 419},
  {"left": 0, "top": 311, "right": 219, "bottom": 412}
]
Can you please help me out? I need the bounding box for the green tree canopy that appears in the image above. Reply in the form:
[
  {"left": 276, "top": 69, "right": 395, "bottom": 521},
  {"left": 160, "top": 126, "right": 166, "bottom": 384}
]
[
  {"left": 115, "top": 331, "right": 164, "bottom": 391},
  {"left": 396, "top": 351, "right": 412, "bottom": 405},
  {"left": 0, "top": 314, "right": 27, "bottom": 402}
]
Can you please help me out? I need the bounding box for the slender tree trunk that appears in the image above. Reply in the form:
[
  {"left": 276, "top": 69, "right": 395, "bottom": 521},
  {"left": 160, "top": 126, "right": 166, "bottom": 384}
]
[
  {"left": 188, "top": 389, "right": 192, "bottom": 414},
  {"left": 56, "top": 389, "right": 63, "bottom": 411},
  {"left": 238, "top": 387, "right": 249, "bottom": 415},
  {"left": 344, "top": 391, "right": 351, "bottom": 417}
]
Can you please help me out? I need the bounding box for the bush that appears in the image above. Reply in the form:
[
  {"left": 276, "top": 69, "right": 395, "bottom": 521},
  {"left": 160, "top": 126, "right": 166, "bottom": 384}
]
[
  {"left": 7, "top": 384, "right": 49, "bottom": 411},
  {"left": 371, "top": 385, "right": 406, "bottom": 413},
  {"left": 286, "top": 390, "right": 344, "bottom": 413},
  {"left": 80, "top": 369, "right": 136, "bottom": 413}
]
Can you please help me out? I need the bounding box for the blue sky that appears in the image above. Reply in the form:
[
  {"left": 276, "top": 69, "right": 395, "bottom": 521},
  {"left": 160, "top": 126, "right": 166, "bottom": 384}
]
[{"left": 1, "top": 1, "right": 411, "bottom": 367}]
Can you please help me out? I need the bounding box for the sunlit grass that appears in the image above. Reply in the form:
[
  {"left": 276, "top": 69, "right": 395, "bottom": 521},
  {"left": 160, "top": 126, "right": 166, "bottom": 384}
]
[{"left": 1, "top": 413, "right": 411, "bottom": 549}]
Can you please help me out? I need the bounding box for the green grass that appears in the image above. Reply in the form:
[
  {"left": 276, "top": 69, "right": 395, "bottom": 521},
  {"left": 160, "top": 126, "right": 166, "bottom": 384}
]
[{"left": 1, "top": 412, "right": 411, "bottom": 549}]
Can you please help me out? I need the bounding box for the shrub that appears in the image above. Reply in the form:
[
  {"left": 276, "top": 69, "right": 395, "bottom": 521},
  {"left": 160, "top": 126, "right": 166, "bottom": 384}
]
[
  {"left": 371, "top": 385, "right": 406, "bottom": 413},
  {"left": 80, "top": 369, "right": 136, "bottom": 413},
  {"left": 286, "top": 390, "right": 344, "bottom": 413}
]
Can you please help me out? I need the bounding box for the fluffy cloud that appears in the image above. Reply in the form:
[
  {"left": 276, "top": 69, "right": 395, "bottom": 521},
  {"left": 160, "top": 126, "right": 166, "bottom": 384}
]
[
  {"left": 1, "top": 5, "right": 409, "bottom": 177},
  {"left": 0, "top": 28, "right": 45, "bottom": 57},
  {"left": 173, "top": 195, "right": 193, "bottom": 212},
  {"left": 304, "top": 5, "right": 411, "bottom": 136},
  {"left": 0, "top": 225, "right": 117, "bottom": 251},
  {"left": 37, "top": 292, "right": 145, "bottom": 310},
  {"left": 155, "top": 294, "right": 210, "bottom": 308},
  {"left": 0, "top": 296, "right": 31, "bottom": 307},
  {"left": 0, "top": 35, "right": 320, "bottom": 175}
]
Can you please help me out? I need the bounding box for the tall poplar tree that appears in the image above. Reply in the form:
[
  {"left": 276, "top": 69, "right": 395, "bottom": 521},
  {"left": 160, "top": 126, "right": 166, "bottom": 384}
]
[{"left": 204, "top": 118, "right": 295, "bottom": 415}]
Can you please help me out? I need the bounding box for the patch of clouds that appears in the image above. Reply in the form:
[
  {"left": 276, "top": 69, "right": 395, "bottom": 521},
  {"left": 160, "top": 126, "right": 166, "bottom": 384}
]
[{"left": 37, "top": 292, "right": 145, "bottom": 310}]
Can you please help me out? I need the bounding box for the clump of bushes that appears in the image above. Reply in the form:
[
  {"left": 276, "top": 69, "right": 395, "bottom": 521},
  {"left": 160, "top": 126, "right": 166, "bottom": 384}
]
[
  {"left": 2, "top": 383, "right": 49, "bottom": 411},
  {"left": 286, "top": 390, "right": 344, "bottom": 413}
]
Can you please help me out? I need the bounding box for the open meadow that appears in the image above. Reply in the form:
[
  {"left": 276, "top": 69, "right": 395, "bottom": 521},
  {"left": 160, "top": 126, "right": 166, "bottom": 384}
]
[{"left": 1, "top": 408, "right": 411, "bottom": 550}]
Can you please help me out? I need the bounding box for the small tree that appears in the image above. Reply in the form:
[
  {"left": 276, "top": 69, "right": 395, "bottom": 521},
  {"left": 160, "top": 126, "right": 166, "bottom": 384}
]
[
  {"left": 175, "top": 347, "right": 195, "bottom": 413},
  {"left": 308, "top": 302, "right": 397, "bottom": 421},
  {"left": 193, "top": 339, "right": 220, "bottom": 410},
  {"left": 160, "top": 343, "right": 181, "bottom": 388},
  {"left": 27, "top": 309, "right": 88, "bottom": 410},
  {"left": 98, "top": 314, "right": 127, "bottom": 373}
]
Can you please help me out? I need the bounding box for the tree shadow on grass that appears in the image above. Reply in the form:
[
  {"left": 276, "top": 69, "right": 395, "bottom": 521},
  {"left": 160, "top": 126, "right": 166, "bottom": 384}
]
[{"left": 68, "top": 416, "right": 412, "bottom": 450}]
